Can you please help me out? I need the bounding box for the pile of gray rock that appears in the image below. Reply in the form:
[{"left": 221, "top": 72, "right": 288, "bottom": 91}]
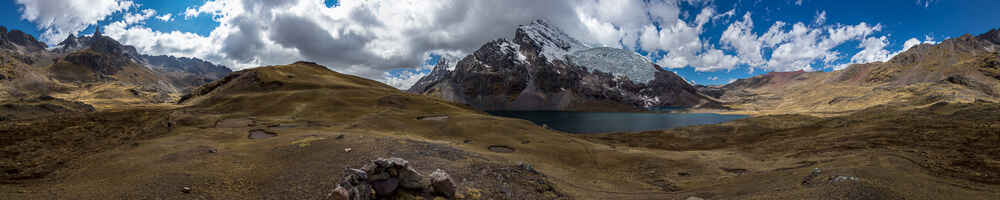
[{"left": 333, "top": 157, "right": 455, "bottom": 200}]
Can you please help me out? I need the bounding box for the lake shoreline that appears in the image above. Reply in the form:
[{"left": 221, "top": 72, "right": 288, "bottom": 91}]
[{"left": 486, "top": 110, "right": 748, "bottom": 134}]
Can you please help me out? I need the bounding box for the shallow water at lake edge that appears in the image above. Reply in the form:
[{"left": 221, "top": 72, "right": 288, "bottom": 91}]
[{"left": 486, "top": 111, "right": 748, "bottom": 134}]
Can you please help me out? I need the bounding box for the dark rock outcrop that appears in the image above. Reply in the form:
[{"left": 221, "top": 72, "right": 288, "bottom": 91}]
[
  {"left": 334, "top": 168, "right": 374, "bottom": 200},
  {"left": 976, "top": 28, "right": 1000, "bottom": 47},
  {"left": 3, "top": 29, "right": 47, "bottom": 52},
  {"left": 86, "top": 34, "right": 141, "bottom": 61},
  {"left": 406, "top": 58, "right": 452, "bottom": 94},
  {"left": 0, "top": 26, "right": 46, "bottom": 52},
  {"left": 58, "top": 34, "right": 80, "bottom": 49},
  {"left": 430, "top": 169, "right": 456, "bottom": 198},
  {"left": 0, "top": 26, "right": 10, "bottom": 50}
]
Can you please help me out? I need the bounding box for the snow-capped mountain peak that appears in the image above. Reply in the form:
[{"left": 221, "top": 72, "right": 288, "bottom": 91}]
[{"left": 514, "top": 20, "right": 590, "bottom": 62}]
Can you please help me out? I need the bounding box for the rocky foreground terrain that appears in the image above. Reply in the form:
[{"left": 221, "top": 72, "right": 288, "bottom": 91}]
[{"left": 0, "top": 23, "right": 998, "bottom": 199}]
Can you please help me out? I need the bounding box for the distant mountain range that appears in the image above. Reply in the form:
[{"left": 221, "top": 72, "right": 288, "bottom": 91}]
[
  {"left": 408, "top": 20, "right": 719, "bottom": 111},
  {"left": 701, "top": 28, "right": 1000, "bottom": 115},
  {"left": 0, "top": 25, "right": 230, "bottom": 115}
]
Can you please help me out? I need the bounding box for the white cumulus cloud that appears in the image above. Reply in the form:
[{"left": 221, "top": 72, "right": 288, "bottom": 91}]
[
  {"left": 720, "top": 11, "right": 883, "bottom": 72},
  {"left": 101, "top": 0, "right": 749, "bottom": 89},
  {"left": 155, "top": 13, "right": 173, "bottom": 22},
  {"left": 123, "top": 9, "right": 156, "bottom": 25},
  {"left": 14, "top": 0, "right": 134, "bottom": 43}
]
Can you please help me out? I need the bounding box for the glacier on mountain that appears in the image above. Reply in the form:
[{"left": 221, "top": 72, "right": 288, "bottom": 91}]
[{"left": 567, "top": 47, "right": 658, "bottom": 84}]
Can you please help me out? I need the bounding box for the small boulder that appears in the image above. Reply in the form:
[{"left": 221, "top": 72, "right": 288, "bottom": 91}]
[
  {"left": 398, "top": 166, "right": 427, "bottom": 189},
  {"left": 802, "top": 168, "right": 822, "bottom": 186},
  {"left": 336, "top": 168, "right": 373, "bottom": 200},
  {"left": 372, "top": 178, "right": 400, "bottom": 196},
  {"left": 430, "top": 169, "right": 456, "bottom": 198},
  {"left": 331, "top": 186, "right": 349, "bottom": 200},
  {"left": 366, "top": 158, "right": 427, "bottom": 189},
  {"left": 829, "top": 175, "right": 859, "bottom": 183}
]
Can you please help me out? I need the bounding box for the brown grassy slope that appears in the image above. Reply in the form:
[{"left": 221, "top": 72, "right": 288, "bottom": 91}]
[
  {"left": 0, "top": 109, "right": 171, "bottom": 182},
  {"left": 587, "top": 101, "right": 1000, "bottom": 199},
  {"left": 1, "top": 50, "right": 99, "bottom": 120},
  {"left": 0, "top": 50, "right": 62, "bottom": 99},
  {"left": 717, "top": 32, "right": 1000, "bottom": 116},
  {"left": 43, "top": 50, "right": 180, "bottom": 109},
  {"left": 0, "top": 96, "right": 95, "bottom": 121}
]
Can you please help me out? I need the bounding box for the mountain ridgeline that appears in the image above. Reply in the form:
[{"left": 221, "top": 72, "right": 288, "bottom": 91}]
[
  {"left": 701, "top": 28, "right": 1000, "bottom": 115},
  {"left": 407, "top": 20, "right": 719, "bottom": 111},
  {"left": 0, "top": 26, "right": 47, "bottom": 52},
  {"left": 0, "top": 26, "right": 230, "bottom": 112}
]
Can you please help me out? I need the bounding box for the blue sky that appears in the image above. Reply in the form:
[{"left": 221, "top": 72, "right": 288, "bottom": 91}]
[
  {"left": 2, "top": 0, "right": 217, "bottom": 39},
  {"left": 3, "top": 0, "right": 999, "bottom": 87},
  {"left": 662, "top": 0, "right": 1000, "bottom": 85}
]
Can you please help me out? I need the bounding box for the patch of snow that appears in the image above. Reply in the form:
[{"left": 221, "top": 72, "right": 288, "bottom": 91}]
[
  {"left": 567, "top": 47, "right": 658, "bottom": 84},
  {"left": 496, "top": 39, "right": 527, "bottom": 64},
  {"left": 640, "top": 96, "right": 661, "bottom": 108},
  {"left": 446, "top": 60, "right": 458, "bottom": 71},
  {"left": 516, "top": 51, "right": 528, "bottom": 63},
  {"left": 517, "top": 20, "right": 590, "bottom": 62}
]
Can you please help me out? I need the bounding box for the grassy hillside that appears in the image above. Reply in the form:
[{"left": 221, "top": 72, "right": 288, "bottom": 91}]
[{"left": 713, "top": 32, "right": 1000, "bottom": 116}]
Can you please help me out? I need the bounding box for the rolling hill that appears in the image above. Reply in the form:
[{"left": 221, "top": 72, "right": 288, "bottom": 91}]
[{"left": 705, "top": 28, "right": 1000, "bottom": 116}]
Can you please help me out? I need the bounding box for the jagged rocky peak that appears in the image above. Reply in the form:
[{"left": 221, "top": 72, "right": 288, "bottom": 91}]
[
  {"left": 1, "top": 28, "right": 47, "bottom": 52},
  {"left": 470, "top": 38, "right": 529, "bottom": 67},
  {"left": 84, "top": 32, "right": 141, "bottom": 61},
  {"left": 978, "top": 28, "right": 1000, "bottom": 45},
  {"left": 406, "top": 58, "right": 453, "bottom": 93},
  {"left": 0, "top": 26, "right": 9, "bottom": 49},
  {"left": 514, "top": 19, "right": 589, "bottom": 62},
  {"left": 431, "top": 57, "right": 452, "bottom": 73},
  {"left": 58, "top": 33, "right": 79, "bottom": 49},
  {"left": 568, "top": 47, "right": 658, "bottom": 83}
]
